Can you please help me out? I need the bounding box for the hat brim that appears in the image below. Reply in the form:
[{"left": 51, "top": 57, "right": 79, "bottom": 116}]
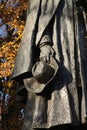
[{"left": 23, "top": 56, "right": 58, "bottom": 93}]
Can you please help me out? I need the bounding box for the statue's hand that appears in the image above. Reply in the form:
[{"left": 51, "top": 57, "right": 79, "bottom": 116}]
[{"left": 40, "top": 45, "right": 54, "bottom": 63}]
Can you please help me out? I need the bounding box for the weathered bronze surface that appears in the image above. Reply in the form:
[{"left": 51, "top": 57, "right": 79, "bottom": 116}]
[{"left": 12, "top": 0, "right": 87, "bottom": 130}]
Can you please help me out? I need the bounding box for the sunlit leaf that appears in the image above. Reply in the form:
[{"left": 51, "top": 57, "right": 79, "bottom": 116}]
[{"left": 0, "top": 0, "right": 28, "bottom": 88}]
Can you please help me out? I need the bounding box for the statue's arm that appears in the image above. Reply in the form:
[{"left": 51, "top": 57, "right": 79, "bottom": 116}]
[{"left": 38, "top": 20, "right": 55, "bottom": 63}]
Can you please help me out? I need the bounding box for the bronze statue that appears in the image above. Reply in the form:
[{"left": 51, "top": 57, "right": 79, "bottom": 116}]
[{"left": 11, "top": 0, "right": 87, "bottom": 130}]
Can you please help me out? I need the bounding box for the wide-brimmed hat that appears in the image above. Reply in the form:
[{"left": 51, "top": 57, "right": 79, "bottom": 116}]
[{"left": 23, "top": 56, "right": 58, "bottom": 93}]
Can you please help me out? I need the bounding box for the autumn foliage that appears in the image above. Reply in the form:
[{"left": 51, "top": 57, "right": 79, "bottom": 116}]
[
  {"left": 0, "top": 0, "right": 28, "bottom": 88},
  {"left": 0, "top": 0, "right": 28, "bottom": 129}
]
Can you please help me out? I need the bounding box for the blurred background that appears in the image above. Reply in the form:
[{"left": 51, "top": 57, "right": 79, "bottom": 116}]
[{"left": 0, "top": 0, "right": 28, "bottom": 129}]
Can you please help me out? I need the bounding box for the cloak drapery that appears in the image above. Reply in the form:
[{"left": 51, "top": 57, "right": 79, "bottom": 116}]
[
  {"left": 11, "top": 0, "right": 87, "bottom": 129},
  {"left": 12, "top": 0, "right": 60, "bottom": 79}
]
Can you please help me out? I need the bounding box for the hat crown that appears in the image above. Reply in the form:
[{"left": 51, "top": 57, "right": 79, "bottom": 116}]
[{"left": 32, "top": 61, "right": 54, "bottom": 83}]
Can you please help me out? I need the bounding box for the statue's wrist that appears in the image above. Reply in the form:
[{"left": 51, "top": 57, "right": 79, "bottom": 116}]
[
  {"left": 39, "top": 35, "right": 53, "bottom": 48},
  {"left": 39, "top": 42, "right": 52, "bottom": 48}
]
